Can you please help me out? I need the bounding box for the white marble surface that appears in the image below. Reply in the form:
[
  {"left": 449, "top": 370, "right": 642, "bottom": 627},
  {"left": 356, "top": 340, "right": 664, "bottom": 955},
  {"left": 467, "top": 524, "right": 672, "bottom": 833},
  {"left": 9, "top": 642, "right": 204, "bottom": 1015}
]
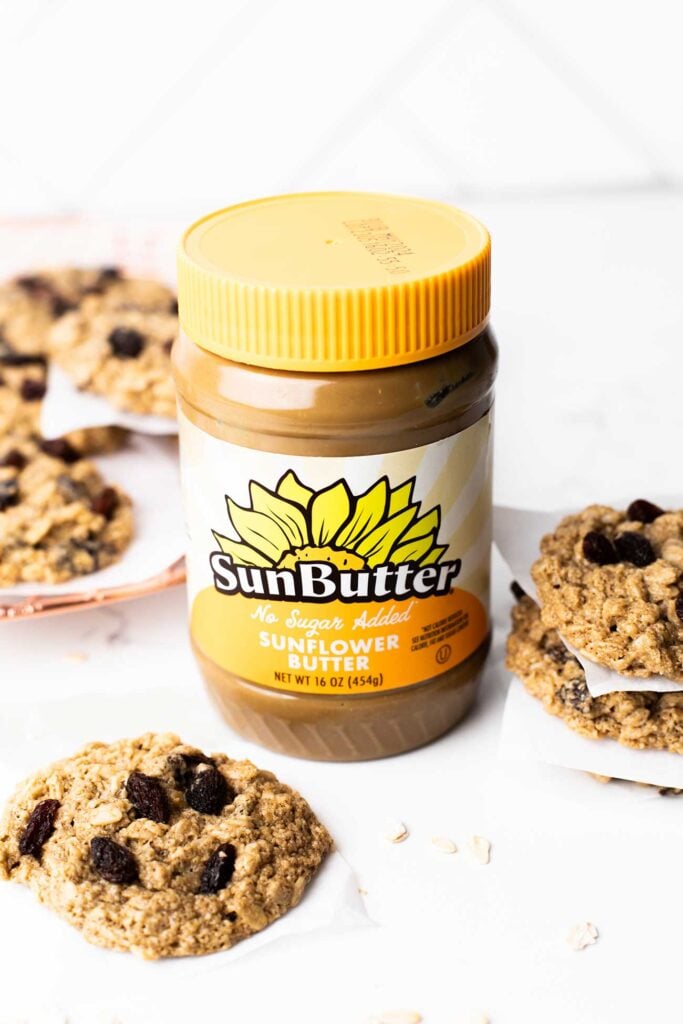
[{"left": 0, "top": 195, "right": 682, "bottom": 1023}]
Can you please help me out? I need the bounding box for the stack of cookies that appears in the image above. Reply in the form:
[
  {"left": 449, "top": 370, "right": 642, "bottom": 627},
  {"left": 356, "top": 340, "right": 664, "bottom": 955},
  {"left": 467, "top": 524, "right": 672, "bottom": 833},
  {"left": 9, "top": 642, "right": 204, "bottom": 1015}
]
[
  {"left": 506, "top": 501, "right": 683, "bottom": 757},
  {"left": 0, "top": 267, "right": 177, "bottom": 585}
]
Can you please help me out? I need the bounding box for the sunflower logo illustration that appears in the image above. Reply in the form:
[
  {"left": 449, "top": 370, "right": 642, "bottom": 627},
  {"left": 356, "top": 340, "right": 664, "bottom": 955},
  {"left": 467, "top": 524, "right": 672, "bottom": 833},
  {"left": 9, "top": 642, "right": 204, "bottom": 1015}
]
[{"left": 212, "top": 472, "right": 447, "bottom": 571}]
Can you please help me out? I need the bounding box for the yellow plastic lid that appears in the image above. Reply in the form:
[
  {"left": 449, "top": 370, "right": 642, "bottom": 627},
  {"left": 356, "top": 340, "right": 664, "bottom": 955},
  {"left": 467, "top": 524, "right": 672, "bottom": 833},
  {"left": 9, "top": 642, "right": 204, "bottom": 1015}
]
[{"left": 177, "top": 191, "right": 491, "bottom": 372}]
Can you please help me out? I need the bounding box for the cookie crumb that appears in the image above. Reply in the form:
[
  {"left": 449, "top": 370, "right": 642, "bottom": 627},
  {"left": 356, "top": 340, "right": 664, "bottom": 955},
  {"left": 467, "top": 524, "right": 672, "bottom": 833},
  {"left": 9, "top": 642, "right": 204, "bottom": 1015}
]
[
  {"left": 431, "top": 835, "right": 457, "bottom": 854},
  {"left": 566, "top": 921, "right": 599, "bottom": 950},
  {"left": 383, "top": 819, "right": 408, "bottom": 843},
  {"left": 468, "top": 835, "right": 491, "bottom": 864}
]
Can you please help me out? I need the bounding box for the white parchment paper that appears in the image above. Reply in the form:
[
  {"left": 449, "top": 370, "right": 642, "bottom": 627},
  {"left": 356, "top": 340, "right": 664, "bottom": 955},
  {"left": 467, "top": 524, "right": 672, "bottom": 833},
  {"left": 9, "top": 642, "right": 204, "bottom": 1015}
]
[
  {"left": 42, "top": 364, "right": 178, "bottom": 437},
  {"left": 500, "top": 677, "right": 683, "bottom": 789},
  {"left": 2, "top": 435, "right": 184, "bottom": 598},
  {"left": 494, "top": 503, "right": 683, "bottom": 696}
]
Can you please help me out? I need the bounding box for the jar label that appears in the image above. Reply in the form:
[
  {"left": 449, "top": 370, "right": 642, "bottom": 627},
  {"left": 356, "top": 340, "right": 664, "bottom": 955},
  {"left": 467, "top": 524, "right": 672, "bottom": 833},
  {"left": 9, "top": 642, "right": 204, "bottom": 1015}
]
[{"left": 180, "top": 411, "right": 492, "bottom": 695}]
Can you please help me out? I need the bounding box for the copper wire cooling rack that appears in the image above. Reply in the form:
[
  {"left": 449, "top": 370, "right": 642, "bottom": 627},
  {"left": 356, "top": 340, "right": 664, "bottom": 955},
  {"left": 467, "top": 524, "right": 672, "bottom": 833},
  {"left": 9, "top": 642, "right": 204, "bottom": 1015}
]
[{"left": 0, "top": 558, "right": 186, "bottom": 621}]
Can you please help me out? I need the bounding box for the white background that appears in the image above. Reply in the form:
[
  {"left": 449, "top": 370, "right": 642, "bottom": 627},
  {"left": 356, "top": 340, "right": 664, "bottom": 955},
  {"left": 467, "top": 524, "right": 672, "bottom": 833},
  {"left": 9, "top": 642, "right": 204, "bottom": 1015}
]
[{"left": 1, "top": 2, "right": 683, "bottom": 1022}]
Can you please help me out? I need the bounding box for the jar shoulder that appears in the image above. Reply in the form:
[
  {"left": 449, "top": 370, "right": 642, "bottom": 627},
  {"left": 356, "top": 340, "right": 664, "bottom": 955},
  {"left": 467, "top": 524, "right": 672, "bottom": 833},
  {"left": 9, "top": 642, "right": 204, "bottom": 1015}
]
[{"left": 173, "top": 327, "right": 497, "bottom": 452}]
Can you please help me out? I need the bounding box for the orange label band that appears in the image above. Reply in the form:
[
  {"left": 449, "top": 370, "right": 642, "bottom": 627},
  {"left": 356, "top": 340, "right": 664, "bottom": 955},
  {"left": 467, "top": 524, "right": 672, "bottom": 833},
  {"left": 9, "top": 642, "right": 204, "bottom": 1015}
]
[{"left": 191, "top": 587, "right": 487, "bottom": 694}]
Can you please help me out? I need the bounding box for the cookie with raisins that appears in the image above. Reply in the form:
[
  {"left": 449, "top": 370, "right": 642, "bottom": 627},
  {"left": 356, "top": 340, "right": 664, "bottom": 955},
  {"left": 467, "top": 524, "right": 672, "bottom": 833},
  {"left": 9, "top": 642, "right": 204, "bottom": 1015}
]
[
  {"left": 532, "top": 503, "right": 683, "bottom": 680},
  {"left": 0, "top": 733, "right": 332, "bottom": 959}
]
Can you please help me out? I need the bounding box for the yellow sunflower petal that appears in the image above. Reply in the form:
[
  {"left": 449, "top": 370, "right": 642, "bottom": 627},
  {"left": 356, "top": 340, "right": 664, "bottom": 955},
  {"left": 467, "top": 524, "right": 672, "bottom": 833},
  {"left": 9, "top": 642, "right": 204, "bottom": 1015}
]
[
  {"left": 335, "top": 478, "right": 388, "bottom": 549},
  {"left": 310, "top": 480, "right": 352, "bottom": 545},
  {"left": 276, "top": 470, "right": 313, "bottom": 508},
  {"left": 249, "top": 482, "right": 309, "bottom": 547},
  {"left": 226, "top": 499, "right": 291, "bottom": 562},
  {"left": 388, "top": 479, "right": 414, "bottom": 516},
  {"left": 211, "top": 532, "right": 273, "bottom": 567},
  {"left": 420, "top": 545, "right": 447, "bottom": 566},
  {"left": 390, "top": 533, "right": 438, "bottom": 564},
  {"left": 355, "top": 505, "right": 418, "bottom": 567},
  {"left": 400, "top": 507, "right": 440, "bottom": 543}
]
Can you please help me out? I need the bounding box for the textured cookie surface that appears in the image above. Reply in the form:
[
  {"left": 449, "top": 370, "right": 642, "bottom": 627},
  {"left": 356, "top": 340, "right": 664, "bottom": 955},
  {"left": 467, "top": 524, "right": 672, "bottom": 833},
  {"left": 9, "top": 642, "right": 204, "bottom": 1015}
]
[
  {"left": 0, "top": 436, "right": 133, "bottom": 585},
  {"left": 0, "top": 733, "right": 332, "bottom": 959},
  {"left": 49, "top": 278, "right": 177, "bottom": 418},
  {"left": 531, "top": 503, "right": 683, "bottom": 680},
  {"left": 0, "top": 267, "right": 123, "bottom": 358},
  {"left": 506, "top": 593, "right": 683, "bottom": 753},
  {"left": 0, "top": 356, "right": 126, "bottom": 453}
]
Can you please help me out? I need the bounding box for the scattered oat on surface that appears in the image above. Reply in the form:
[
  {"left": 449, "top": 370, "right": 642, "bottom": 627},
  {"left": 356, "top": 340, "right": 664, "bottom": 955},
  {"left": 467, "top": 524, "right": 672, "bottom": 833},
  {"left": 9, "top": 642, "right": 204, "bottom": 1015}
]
[
  {"left": 383, "top": 819, "right": 408, "bottom": 843},
  {"left": 567, "top": 921, "right": 599, "bottom": 951},
  {"left": 0, "top": 732, "right": 332, "bottom": 959},
  {"left": 468, "top": 835, "right": 491, "bottom": 864},
  {"left": 431, "top": 835, "right": 457, "bottom": 854},
  {"left": 531, "top": 503, "right": 683, "bottom": 679}
]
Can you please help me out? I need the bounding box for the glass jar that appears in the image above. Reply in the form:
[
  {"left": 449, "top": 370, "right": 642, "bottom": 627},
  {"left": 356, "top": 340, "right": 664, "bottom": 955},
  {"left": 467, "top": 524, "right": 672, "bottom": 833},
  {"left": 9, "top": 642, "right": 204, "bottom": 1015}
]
[{"left": 175, "top": 192, "right": 497, "bottom": 761}]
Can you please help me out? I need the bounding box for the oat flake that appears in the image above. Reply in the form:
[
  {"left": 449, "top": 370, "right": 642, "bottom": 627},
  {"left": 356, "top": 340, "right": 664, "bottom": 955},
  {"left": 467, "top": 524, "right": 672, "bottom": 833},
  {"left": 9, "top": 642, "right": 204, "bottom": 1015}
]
[
  {"left": 431, "top": 835, "right": 457, "bottom": 854},
  {"left": 468, "top": 835, "right": 491, "bottom": 864},
  {"left": 383, "top": 819, "right": 408, "bottom": 843},
  {"left": 567, "top": 921, "right": 599, "bottom": 950}
]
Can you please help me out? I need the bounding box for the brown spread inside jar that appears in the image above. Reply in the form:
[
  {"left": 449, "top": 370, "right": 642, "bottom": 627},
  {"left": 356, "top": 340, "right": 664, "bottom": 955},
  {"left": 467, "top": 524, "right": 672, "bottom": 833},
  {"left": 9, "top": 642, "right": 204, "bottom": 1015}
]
[{"left": 175, "top": 192, "right": 497, "bottom": 761}]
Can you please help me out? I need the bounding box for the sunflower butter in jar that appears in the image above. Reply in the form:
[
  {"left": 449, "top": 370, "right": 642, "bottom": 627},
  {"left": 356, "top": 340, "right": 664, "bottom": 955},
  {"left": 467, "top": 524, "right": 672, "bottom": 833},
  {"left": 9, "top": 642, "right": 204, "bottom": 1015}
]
[{"left": 174, "top": 192, "right": 497, "bottom": 761}]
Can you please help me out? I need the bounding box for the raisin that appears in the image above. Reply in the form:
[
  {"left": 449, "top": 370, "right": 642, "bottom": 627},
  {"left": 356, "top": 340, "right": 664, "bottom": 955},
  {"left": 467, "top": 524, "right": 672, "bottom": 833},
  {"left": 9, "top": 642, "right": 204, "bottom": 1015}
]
[
  {"left": 0, "top": 480, "right": 19, "bottom": 511},
  {"left": 15, "top": 275, "right": 48, "bottom": 294},
  {"left": 40, "top": 437, "right": 81, "bottom": 463},
  {"left": 186, "top": 766, "right": 233, "bottom": 815},
  {"left": 90, "top": 836, "right": 138, "bottom": 884},
  {"left": 225, "top": 910, "right": 238, "bottom": 922},
  {"left": 99, "top": 266, "right": 121, "bottom": 281},
  {"left": 546, "top": 643, "right": 569, "bottom": 664},
  {"left": 0, "top": 348, "right": 46, "bottom": 367},
  {"left": 68, "top": 536, "right": 103, "bottom": 568},
  {"left": 91, "top": 487, "right": 119, "bottom": 519},
  {"left": 510, "top": 580, "right": 526, "bottom": 601},
  {"left": 198, "top": 843, "right": 236, "bottom": 894},
  {"left": 168, "top": 751, "right": 215, "bottom": 790},
  {"left": 20, "top": 377, "right": 46, "bottom": 402},
  {"left": 627, "top": 499, "right": 664, "bottom": 524},
  {"left": 558, "top": 680, "right": 592, "bottom": 713},
  {"left": 125, "top": 772, "right": 170, "bottom": 823},
  {"left": 50, "top": 295, "right": 74, "bottom": 318},
  {"left": 582, "top": 531, "right": 618, "bottom": 565},
  {"left": 18, "top": 799, "right": 60, "bottom": 859},
  {"left": 675, "top": 594, "right": 683, "bottom": 623},
  {"left": 108, "top": 327, "right": 144, "bottom": 359},
  {"left": 0, "top": 449, "right": 26, "bottom": 470},
  {"left": 56, "top": 474, "right": 89, "bottom": 502},
  {"left": 614, "top": 532, "right": 656, "bottom": 567}
]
